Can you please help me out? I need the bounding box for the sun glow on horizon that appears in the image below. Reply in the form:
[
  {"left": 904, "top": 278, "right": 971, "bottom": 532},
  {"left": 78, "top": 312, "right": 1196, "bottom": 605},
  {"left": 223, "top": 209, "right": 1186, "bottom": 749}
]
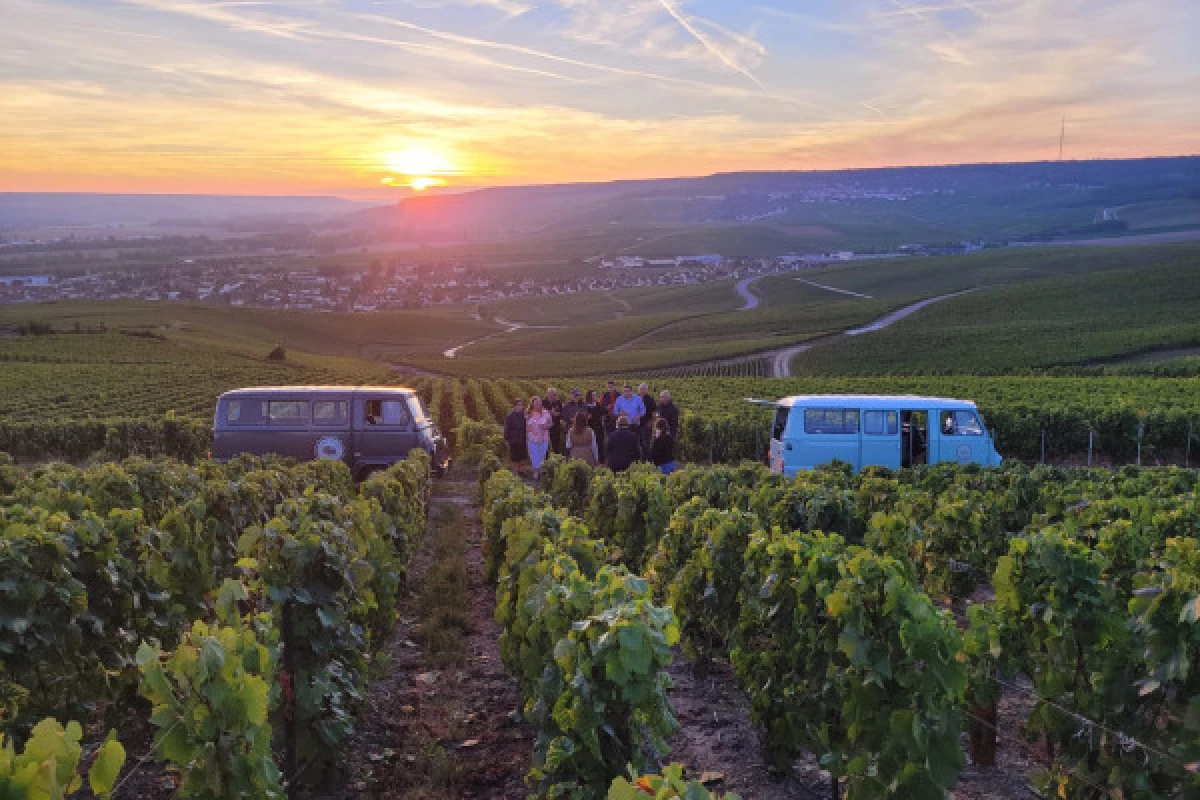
[{"left": 381, "top": 145, "right": 459, "bottom": 191}]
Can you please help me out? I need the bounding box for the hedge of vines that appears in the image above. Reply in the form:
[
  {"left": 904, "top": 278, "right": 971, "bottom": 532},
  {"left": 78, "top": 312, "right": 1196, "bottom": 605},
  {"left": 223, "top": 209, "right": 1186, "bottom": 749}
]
[
  {"left": 0, "top": 450, "right": 430, "bottom": 795},
  {"left": 481, "top": 453, "right": 1200, "bottom": 798}
]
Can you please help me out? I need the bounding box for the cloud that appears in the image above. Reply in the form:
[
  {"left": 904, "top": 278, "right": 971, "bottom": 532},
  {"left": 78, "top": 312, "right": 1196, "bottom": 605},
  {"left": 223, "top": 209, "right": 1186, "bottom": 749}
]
[
  {"left": 1, "top": 0, "right": 1197, "bottom": 193},
  {"left": 654, "top": 0, "right": 766, "bottom": 89}
]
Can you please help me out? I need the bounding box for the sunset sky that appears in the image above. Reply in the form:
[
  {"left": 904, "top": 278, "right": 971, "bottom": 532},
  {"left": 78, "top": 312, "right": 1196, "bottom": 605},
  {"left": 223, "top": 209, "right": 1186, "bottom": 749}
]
[{"left": 2, "top": 0, "right": 1197, "bottom": 196}]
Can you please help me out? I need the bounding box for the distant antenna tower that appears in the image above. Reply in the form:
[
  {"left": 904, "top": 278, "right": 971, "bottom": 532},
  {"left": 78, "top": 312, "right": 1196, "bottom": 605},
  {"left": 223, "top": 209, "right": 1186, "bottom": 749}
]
[{"left": 1058, "top": 116, "right": 1066, "bottom": 161}]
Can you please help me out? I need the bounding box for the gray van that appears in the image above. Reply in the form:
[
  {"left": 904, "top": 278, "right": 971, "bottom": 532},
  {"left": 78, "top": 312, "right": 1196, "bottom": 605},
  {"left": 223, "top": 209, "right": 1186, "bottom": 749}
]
[{"left": 212, "top": 386, "right": 449, "bottom": 478}]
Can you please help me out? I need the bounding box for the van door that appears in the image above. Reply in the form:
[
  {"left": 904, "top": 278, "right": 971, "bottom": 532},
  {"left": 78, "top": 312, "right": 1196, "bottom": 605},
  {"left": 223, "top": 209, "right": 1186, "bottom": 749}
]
[
  {"left": 901, "top": 410, "right": 929, "bottom": 468},
  {"left": 937, "top": 409, "right": 987, "bottom": 465},
  {"left": 860, "top": 409, "right": 901, "bottom": 470},
  {"left": 354, "top": 393, "right": 419, "bottom": 470},
  {"left": 769, "top": 406, "right": 789, "bottom": 474}
]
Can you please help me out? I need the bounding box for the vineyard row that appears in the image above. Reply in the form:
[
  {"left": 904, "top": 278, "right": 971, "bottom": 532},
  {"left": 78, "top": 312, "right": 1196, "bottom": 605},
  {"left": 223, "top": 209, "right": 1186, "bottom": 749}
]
[
  {"left": 0, "top": 451, "right": 430, "bottom": 796},
  {"left": 5, "top": 375, "right": 1200, "bottom": 466},
  {"left": 479, "top": 455, "right": 1200, "bottom": 798}
]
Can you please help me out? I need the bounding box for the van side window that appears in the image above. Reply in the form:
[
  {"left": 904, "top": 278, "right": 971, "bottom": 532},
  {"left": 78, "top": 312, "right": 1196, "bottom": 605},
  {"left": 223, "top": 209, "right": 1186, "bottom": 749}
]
[
  {"left": 226, "top": 399, "right": 266, "bottom": 425},
  {"left": 863, "top": 410, "right": 899, "bottom": 435},
  {"left": 365, "top": 399, "right": 412, "bottom": 427},
  {"left": 312, "top": 400, "right": 349, "bottom": 426},
  {"left": 804, "top": 408, "right": 860, "bottom": 434},
  {"left": 268, "top": 401, "right": 309, "bottom": 425},
  {"left": 941, "top": 410, "right": 984, "bottom": 436},
  {"left": 772, "top": 407, "right": 789, "bottom": 440}
]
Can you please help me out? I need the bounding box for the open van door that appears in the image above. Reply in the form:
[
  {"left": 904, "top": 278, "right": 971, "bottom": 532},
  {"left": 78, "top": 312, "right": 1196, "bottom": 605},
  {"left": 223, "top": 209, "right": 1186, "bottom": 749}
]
[{"left": 746, "top": 398, "right": 788, "bottom": 473}]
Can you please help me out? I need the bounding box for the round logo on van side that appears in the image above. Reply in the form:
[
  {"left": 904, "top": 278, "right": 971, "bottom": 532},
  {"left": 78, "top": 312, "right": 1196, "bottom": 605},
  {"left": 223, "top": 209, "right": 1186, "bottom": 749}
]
[{"left": 315, "top": 436, "right": 346, "bottom": 460}]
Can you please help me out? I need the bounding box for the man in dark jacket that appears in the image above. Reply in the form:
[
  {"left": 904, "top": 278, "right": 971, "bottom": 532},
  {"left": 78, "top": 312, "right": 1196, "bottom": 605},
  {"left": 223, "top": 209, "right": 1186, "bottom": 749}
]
[
  {"left": 562, "top": 389, "right": 587, "bottom": 434},
  {"left": 605, "top": 415, "right": 641, "bottom": 472},
  {"left": 543, "top": 387, "right": 565, "bottom": 455},
  {"left": 656, "top": 390, "right": 679, "bottom": 435},
  {"left": 503, "top": 399, "right": 527, "bottom": 465},
  {"left": 637, "top": 383, "right": 657, "bottom": 459}
]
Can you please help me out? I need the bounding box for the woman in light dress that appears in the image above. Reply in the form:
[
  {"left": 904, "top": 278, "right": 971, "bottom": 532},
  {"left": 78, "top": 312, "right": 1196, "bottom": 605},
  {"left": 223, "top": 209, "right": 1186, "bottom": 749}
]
[{"left": 525, "top": 396, "right": 553, "bottom": 481}]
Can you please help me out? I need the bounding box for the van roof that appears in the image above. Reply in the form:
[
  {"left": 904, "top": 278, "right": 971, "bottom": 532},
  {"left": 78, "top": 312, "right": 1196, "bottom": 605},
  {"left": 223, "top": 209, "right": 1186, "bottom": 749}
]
[
  {"left": 217, "top": 386, "right": 415, "bottom": 397},
  {"left": 778, "top": 394, "right": 979, "bottom": 409}
]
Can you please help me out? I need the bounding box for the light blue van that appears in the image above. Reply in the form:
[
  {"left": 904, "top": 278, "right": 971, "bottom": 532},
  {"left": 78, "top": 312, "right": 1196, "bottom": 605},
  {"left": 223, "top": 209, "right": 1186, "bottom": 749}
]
[{"left": 753, "top": 394, "right": 1002, "bottom": 475}]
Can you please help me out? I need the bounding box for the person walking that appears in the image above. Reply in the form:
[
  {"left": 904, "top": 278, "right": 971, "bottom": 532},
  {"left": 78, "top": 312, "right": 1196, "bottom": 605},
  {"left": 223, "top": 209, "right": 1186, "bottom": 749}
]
[
  {"left": 543, "top": 387, "right": 565, "bottom": 456},
  {"left": 526, "top": 396, "right": 553, "bottom": 481},
  {"left": 504, "top": 398, "right": 527, "bottom": 468},
  {"left": 566, "top": 411, "right": 599, "bottom": 466},
  {"left": 656, "top": 389, "right": 679, "bottom": 436},
  {"left": 613, "top": 384, "right": 645, "bottom": 430},
  {"left": 650, "top": 416, "right": 677, "bottom": 475},
  {"left": 585, "top": 389, "right": 607, "bottom": 461},
  {"left": 637, "top": 383, "right": 657, "bottom": 459},
  {"left": 605, "top": 415, "right": 641, "bottom": 472}
]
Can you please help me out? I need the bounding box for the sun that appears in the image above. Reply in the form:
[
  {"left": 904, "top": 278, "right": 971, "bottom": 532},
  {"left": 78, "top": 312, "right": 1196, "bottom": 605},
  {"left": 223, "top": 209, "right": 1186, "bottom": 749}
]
[{"left": 381, "top": 145, "right": 457, "bottom": 191}]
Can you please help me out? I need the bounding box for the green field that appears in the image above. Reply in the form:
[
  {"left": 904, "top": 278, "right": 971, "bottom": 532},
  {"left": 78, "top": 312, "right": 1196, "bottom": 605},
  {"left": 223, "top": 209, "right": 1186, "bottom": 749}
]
[{"left": 1, "top": 241, "right": 1198, "bottom": 384}]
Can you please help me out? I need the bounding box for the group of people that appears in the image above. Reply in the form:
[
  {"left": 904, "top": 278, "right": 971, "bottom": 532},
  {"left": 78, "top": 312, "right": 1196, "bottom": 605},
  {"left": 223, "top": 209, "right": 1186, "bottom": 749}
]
[{"left": 503, "top": 382, "right": 679, "bottom": 480}]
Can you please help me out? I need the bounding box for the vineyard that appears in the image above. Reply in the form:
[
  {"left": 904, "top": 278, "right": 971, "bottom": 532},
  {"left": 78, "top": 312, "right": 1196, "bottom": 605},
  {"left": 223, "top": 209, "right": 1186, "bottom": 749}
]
[
  {"left": 478, "top": 455, "right": 1200, "bottom": 798},
  {"left": 0, "top": 450, "right": 430, "bottom": 797},
  {"left": 4, "top": 348, "right": 1200, "bottom": 465}
]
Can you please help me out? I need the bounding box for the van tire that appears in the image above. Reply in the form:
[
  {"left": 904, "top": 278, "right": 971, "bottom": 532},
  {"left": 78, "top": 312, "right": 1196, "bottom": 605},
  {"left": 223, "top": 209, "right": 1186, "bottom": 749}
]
[{"left": 356, "top": 465, "right": 385, "bottom": 482}]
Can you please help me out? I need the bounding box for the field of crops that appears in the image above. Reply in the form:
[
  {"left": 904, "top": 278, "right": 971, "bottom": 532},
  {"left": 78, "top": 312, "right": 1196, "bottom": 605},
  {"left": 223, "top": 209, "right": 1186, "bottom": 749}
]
[
  {"left": 480, "top": 456, "right": 1200, "bottom": 798},
  {"left": 408, "top": 375, "right": 1200, "bottom": 465},
  {"left": 0, "top": 450, "right": 430, "bottom": 796},
  {"left": 4, "top": 363, "right": 1200, "bottom": 465}
]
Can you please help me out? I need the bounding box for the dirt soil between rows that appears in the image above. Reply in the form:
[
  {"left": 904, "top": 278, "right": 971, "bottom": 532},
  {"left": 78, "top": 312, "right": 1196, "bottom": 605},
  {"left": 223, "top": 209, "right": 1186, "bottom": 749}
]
[{"left": 328, "top": 479, "right": 532, "bottom": 800}]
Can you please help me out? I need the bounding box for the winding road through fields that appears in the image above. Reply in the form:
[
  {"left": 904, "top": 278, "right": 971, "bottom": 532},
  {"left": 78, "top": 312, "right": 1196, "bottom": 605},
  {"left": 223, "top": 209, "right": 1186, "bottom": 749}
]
[
  {"left": 436, "top": 272, "right": 979, "bottom": 374},
  {"left": 734, "top": 276, "right": 762, "bottom": 310}
]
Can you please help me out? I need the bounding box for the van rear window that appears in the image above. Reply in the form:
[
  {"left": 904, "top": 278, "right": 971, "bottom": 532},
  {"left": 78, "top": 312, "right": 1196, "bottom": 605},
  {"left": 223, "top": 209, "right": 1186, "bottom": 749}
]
[
  {"left": 268, "top": 400, "right": 309, "bottom": 425},
  {"left": 804, "top": 408, "right": 860, "bottom": 435},
  {"left": 226, "top": 399, "right": 267, "bottom": 425}
]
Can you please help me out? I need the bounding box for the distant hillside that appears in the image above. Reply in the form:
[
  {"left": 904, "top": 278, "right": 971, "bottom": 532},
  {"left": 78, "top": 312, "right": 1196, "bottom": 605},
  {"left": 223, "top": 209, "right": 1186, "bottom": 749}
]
[
  {"left": 343, "top": 157, "right": 1200, "bottom": 252},
  {"left": 0, "top": 194, "right": 380, "bottom": 228}
]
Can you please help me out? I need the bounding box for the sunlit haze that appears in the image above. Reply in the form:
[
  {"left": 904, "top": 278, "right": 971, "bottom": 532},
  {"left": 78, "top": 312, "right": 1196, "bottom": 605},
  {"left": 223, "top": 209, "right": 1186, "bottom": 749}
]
[{"left": 2, "top": 0, "right": 1197, "bottom": 196}]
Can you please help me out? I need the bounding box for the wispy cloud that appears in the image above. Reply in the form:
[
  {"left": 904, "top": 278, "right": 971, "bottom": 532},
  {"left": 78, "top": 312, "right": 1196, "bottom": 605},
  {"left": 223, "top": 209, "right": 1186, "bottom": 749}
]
[
  {"left": 1, "top": 0, "right": 1197, "bottom": 193},
  {"left": 654, "top": 0, "right": 767, "bottom": 89}
]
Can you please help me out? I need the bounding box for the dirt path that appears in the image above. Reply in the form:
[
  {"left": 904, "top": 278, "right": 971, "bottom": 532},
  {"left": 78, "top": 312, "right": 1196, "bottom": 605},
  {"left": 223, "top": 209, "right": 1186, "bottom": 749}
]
[
  {"left": 604, "top": 316, "right": 695, "bottom": 353},
  {"left": 666, "top": 657, "right": 1039, "bottom": 799},
  {"left": 666, "top": 659, "right": 831, "bottom": 799},
  {"left": 606, "top": 291, "right": 633, "bottom": 317},
  {"left": 793, "top": 277, "right": 874, "bottom": 298},
  {"left": 734, "top": 276, "right": 762, "bottom": 310},
  {"left": 331, "top": 478, "right": 531, "bottom": 800},
  {"left": 843, "top": 288, "right": 977, "bottom": 336}
]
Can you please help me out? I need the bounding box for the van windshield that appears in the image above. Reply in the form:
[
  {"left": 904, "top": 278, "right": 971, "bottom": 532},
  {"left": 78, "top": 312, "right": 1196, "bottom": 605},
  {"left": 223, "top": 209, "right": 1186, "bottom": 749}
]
[{"left": 407, "top": 396, "right": 428, "bottom": 425}]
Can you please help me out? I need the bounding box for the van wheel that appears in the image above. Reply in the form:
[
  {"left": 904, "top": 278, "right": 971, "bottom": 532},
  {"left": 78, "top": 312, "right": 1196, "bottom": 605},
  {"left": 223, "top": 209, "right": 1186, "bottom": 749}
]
[{"left": 357, "top": 465, "right": 385, "bottom": 482}]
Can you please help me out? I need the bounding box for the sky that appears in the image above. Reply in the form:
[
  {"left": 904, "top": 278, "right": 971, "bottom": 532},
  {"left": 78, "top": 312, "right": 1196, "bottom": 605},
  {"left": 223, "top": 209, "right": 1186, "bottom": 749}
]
[{"left": 1, "top": 0, "right": 1198, "bottom": 196}]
